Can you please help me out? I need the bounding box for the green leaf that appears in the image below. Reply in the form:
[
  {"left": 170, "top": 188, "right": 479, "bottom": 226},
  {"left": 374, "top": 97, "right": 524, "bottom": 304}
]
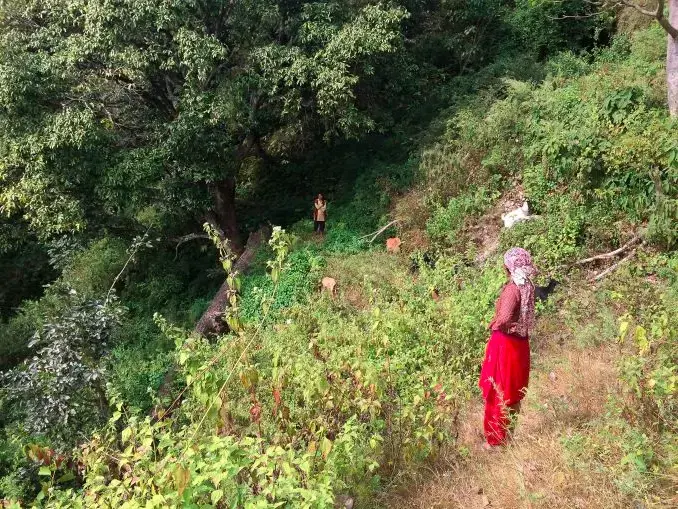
[
  {"left": 57, "top": 471, "right": 76, "bottom": 483},
  {"left": 38, "top": 466, "right": 52, "bottom": 477},
  {"left": 121, "top": 426, "right": 133, "bottom": 444},
  {"left": 211, "top": 489, "right": 224, "bottom": 505}
]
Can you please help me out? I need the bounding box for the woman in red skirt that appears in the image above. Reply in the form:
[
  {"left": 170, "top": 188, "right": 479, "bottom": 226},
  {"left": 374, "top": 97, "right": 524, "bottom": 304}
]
[{"left": 479, "top": 247, "right": 536, "bottom": 448}]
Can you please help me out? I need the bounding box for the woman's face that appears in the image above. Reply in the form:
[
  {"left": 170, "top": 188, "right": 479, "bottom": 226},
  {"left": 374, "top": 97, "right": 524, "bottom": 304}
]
[{"left": 317, "top": 194, "right": 323, "bottom": 200}]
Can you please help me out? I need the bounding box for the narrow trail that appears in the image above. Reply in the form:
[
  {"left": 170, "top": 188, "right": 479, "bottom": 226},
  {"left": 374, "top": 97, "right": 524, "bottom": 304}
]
[{"left": 384, "top": 308, "right": 624, "bottom": 509}]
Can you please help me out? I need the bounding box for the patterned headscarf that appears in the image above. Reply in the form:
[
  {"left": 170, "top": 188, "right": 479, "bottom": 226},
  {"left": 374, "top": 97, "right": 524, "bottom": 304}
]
[{"left": 504, "top": 247, "right": 536, "bottom": 334}]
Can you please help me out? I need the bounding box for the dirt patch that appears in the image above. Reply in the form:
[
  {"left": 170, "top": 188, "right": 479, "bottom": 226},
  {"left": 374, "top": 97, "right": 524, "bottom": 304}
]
[
  {"left": 466, "top": 186, "right": 526, "bottom": 264},
  {"left": 341, "top": 285, "right": 370, "bottom": 310}
]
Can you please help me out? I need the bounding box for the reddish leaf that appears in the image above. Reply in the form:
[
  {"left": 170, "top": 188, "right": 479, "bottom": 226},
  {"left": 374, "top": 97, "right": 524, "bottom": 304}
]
[{"left": 250, "top": 403, "right": 262, "bottom": 423}]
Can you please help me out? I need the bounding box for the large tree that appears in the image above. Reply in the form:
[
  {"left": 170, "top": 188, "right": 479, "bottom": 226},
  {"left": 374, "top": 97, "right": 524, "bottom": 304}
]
[{"left": 0, "top": 0, "right": 408, "bottom": 249}]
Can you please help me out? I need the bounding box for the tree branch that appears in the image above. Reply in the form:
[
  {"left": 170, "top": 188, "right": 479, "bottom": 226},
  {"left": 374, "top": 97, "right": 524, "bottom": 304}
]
[
  {"left": 106, "top": 227, "right": 152, "bottom": 304},
  {"left": 358, "top": 220, "right": 400, "bottom": 243},
  {"left": 572, "top": 234, "right": 642, "bottom": 265},
  {"left": 589, "top": 242, "right": 645, "bottom": 281},
  {"left": 551, "top": 11, "right": 606, "bottom": 20},
  {"left": 618, "top": 0, "right": 658, "bottom": 17},
  {"left": 617, "top": 0, "right": 678, "bottom": 38},
  {"left": 173, "top": 233, "right": 211, "bottom": 260}
]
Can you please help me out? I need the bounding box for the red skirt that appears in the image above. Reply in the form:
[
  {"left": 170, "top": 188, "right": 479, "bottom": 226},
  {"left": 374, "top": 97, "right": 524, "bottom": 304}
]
[{"left": 478, "top": 330, "right": 530, "bottom": 445}]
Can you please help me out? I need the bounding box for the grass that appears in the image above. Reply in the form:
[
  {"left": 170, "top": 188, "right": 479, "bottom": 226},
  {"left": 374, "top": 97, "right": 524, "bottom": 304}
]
[{"left": 382, "top": 263, "right": 677, "bottom": 509}]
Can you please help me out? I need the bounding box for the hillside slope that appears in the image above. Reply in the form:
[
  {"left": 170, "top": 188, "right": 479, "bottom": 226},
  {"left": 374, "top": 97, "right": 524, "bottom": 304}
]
[
  {"left": 386, "top": 263, "right": 678, "bottom": 508},
  {"left": 1, "top": 18, "right": 676, "bottom": 509}
]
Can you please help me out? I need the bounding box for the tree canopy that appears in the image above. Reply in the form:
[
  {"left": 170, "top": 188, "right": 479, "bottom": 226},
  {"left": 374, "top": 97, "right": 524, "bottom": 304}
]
[{"left": 0, "top": 0, "right": 412, "bottom": 246}]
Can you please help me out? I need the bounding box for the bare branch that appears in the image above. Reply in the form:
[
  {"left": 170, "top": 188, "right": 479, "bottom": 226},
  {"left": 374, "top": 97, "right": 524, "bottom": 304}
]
[
  {"left": 616, "top": 0, "right": 678, "bottom": 38},
  {"left": 551, "top": 11, "right": 606, "bottom": 20},
  {"left": 573, "top": 234, "right": 642, "bottom": 265},
  {"left": 173, "top": 233, "right": 211, "bottom": 260},
  {"left": 106, "top": 227, "right": 152, "bottom": 304},
  {"left": 618, "top": 0, "right": 658, "bottom": 17},
  {"left": 589, "top": 242, "right": 645, "bottom": 281},
  {"left": 358, "top": 220, "right": 400, "bottom": 243}
]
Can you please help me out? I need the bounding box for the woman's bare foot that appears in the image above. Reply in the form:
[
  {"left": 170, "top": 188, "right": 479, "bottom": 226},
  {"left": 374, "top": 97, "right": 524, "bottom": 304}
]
[{"left": 480, "top": 442, "right": 496, "bottom": 452}]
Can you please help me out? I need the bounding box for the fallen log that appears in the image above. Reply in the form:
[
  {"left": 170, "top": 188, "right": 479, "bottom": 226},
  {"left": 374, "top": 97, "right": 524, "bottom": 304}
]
[{"left": 195, "top": 225, "right": 271, "bottom": 336}]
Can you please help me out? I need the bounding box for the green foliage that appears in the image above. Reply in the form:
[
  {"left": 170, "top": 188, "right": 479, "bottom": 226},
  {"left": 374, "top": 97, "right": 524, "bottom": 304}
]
[
  {"left": 506, "top": 0, "right": 612, "bottom": 58},
  {"left": 427, "top": 186, "right": 499, "bottom": 246},
  {"left": 240, "top": 247, "right": 325, "bottom": 323},
  {"left": 561, "top": 258, "right": 678, "bottom": 501},
  {"left": 107, "top": 341, "right": 174, "bottom": 412},
  {"left": 424, "top": 28, "right": 677, "bottom": 253},
  {"left": 544, "top": 51, "right": 591, "bottom": 78},
  {"left": 59, "top": 238, "right": 127, "bottom": 298},
  {"left": 0, "top": 294, "right": 64, "bottom": 371},
  {"left": 499, "top": 197, "right": 587, "bottom": 274},
  {"left": 0, "top": 0, "right": 410, "bottom": 241},
  {"left": 1, "top": 2, "right": 675, "bottom": 506},
  {"left": 28, "top": 228, "right": 513, "bottom": 506},
  {"left": 0, "top": 222, "right": 55, "bottom": 319},
  {"left": 1, "top": 298, "right": 123, "bottom": 446}
]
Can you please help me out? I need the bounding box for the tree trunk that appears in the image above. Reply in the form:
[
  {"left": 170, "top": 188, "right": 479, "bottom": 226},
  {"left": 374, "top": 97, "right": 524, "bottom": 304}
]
[
  {"left": 151, "top": 225, "right": 271, "bottom": 420},
  {"left": 211, "top": 176, "right": 242, "bottom": 253},
  {"left": 669, "top": 0, "right": 678, "bottom": 116},
  {"left": 194, "top": 225, "right": 271, "bottom": 336}
]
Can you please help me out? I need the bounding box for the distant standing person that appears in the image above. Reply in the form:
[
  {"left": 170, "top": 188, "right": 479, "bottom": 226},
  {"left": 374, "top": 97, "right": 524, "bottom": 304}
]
[
  {"left": 313, "top": 193, "right": 327, "bottom": 236},
  {"left": 479, "top": 247, "right": 536, "bottom": 448}
]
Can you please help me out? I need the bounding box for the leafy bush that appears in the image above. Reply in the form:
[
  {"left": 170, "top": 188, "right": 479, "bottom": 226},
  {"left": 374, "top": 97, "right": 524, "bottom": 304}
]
[
  {"left": 1, "top": 299, "right": 123, "bottom": 446},
  {"left": 544, "top": 51, "right": 591, "bottom": 78},
  {"left": 0, "top": 294, "right": 65, "bottom": 371},
  {"left": 505, "top": 0, "right": 612, "bottom": 58},
  {"left": 30, "top": 229, "right": 514, "bottom": 506},
  {"left": 239, "top": 247, "right": 325, "bottom": 323},
  {"left": 423, "top": 28, "right": 676, "bottom": 253},
  {"left": 60, "top": 238, "right": 127, "bottom": 298},
  {"left": 107, "top": 340, "right": 174, "bottom": 412},
  {"left": 426, "top": 186, "right": 499, "bottom": 246},
  {"left": 499, "top": 197, "right": 587, "bottom": 274}
]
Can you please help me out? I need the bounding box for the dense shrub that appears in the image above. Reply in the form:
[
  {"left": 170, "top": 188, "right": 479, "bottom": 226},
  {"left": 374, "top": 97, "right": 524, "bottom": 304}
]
[
  {"left": 32, "top": 230, "right": 511, "bottom": 506},
  {"left": 107, "top": 339, "right": 174, "bottom": 412},
  {"left": 1, "top": 299, "right": 123, "bottom": 446},
  {"left": 426, "top": 186, "right": 499, "bottom": 246},
  {"left": 505, "top": 0, "right": 613, "bottom": 58},
  {"left": 424, "top": 28, "right": 677, "bottom": 253},
  {"left": 239, "top": 247, "right": 325, "bottom": 323},
  {"left": 59, "top": 238, "right": 127, "bottom": 298}
]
